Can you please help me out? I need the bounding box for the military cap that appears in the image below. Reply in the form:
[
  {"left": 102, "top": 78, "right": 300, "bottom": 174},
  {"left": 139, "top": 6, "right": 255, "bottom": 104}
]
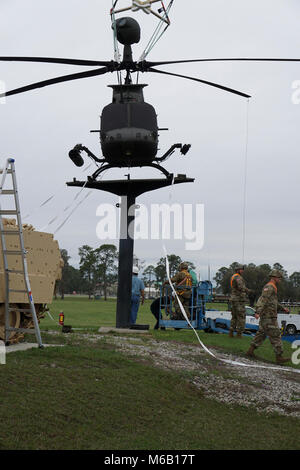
[
  {"left": 235, "top": 264, "right": 245, "bottom": 271},
  {"left": 269, "top": 269, "right": 283, "bottom": 279},
  {"left": 179, "top": 262, "right": 189, "bottom": 270}
]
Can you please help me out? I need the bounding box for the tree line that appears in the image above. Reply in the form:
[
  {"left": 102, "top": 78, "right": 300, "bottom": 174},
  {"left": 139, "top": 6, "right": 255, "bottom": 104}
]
[
  {"left": 214, "top": 262, "right": 300, "bottom": 303},
  {"left": 55, "top": 247, "right": 196, "bottom": 300},
  {"left": 56, "top": 252, "right": 300, "bottom": 303},
  {"left": 56, "top": 245, "right": 118, "bottom": 300},
  {"left": 141, "top": 255, "right": 195, "bottom": 290}
]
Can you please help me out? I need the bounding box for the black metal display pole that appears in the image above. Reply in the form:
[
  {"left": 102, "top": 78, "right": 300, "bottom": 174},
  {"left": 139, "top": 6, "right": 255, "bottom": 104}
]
[
  {"left": 116, "top": 193, "right": 136, "bottom": 328},
  {"left": 67, "top": 175, "right": 194, "bottom": 329}
]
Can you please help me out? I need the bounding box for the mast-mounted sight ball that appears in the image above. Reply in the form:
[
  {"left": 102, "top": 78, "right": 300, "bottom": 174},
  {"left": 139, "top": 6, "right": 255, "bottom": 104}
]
[{"left": 115, "top": 17, "right": 141, "bottom": 45}]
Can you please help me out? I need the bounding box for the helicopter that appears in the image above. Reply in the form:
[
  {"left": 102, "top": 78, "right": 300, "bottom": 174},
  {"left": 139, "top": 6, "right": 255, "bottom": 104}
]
[
  {"left": 1, "top": 1, "right": 300, "bottom": 330},
  {"left": 1, "top": 1, "right": 300, "bottom": 181},
  {"left": 68, "top": 16, "right": 193, "bottom": 180}
]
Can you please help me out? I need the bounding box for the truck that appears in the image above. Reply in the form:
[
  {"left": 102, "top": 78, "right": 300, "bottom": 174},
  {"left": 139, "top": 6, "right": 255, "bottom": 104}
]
[{"left": 205, "top": 306, "right": 300, "bottom": 337}]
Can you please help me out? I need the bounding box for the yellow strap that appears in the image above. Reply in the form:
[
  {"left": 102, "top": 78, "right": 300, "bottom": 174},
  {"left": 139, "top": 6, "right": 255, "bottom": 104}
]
[
  {"left": 176, "top": 270, "right": 192, "bottom": 293},
  {"left": 266, "top": 281, "right": 277, "bottom": 293},
  {"left": 230, "top": 273, "right": 240, "bottom": 288}
]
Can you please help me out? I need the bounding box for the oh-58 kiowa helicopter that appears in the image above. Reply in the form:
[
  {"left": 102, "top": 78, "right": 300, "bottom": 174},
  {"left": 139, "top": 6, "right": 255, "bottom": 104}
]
[
  {"left": 1, "top": 0, "right": 300, "bottom": 329},
  {"left": 1, "top": 0, "right": 300, "bottom": 180}
]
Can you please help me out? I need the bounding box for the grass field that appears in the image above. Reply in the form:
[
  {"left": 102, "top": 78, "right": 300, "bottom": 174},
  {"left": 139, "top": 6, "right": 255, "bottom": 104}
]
[
  {"left": 41, "top": 297, "right": 297, "bottom": 365},
  {"left": 42, "top": 297, "right": 229, "bottom": 331},
  {"left": 1, "top": 297, "right": 300, "bottom": 450}
]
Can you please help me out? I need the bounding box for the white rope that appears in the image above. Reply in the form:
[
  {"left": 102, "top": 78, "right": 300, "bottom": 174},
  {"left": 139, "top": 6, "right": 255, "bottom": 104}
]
[
  {"left": 40, "top": 166, "right": 109, "bottom": 235},
  {"left": 38, "top": 178, "right": 90, "bottom": 232},
  {"left": 53, "top": 191, "right": 92, "bottom": 234},
  {"left": 23, "top": 161, "right": 94, "bottom": 223},
  {"left": 20, "top": 154, "right": 105, "bottom": 235},
  {"left": 46, "top": 310, "right": 56, "bottom": 322},
  {"left": 39, "top": 180, "right": 89, "bottom": 232}
]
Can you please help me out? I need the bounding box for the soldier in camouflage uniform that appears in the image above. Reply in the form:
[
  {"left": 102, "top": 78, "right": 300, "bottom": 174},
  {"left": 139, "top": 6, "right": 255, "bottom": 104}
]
[
  {"left": 246, "top": 269, "right": 290, "bottom": 364},
  {"left": 229, "top": 264, "right": 251, "bottom": 338},
  {"left": 163, "top": 262, "right": 192, "bottom": 320}
]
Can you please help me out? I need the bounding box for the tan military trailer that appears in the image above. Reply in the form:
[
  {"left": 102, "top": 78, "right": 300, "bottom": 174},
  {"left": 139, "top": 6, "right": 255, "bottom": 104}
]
[{"left": 0, "top": 219, "right": 63, "bottom": 343}]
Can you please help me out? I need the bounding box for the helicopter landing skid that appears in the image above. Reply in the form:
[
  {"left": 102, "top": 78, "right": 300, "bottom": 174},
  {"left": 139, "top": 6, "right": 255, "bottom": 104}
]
[{"left": 89, "top": 161, "right": 172, "bottom": 181}]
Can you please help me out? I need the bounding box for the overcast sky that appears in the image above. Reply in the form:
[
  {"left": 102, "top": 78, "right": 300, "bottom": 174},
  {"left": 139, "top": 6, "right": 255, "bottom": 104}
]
[{"left": 1, "top": 0, "right": 300, "bottom": 282}]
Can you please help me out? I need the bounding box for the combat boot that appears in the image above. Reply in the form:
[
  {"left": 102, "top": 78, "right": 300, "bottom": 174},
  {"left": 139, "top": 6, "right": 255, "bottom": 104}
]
[
  {"left": 228, "top": 330, "right": 234, "bottom": 338},
  {"left": 246, "top": 344, "right": 256, "bottom": 358},
  {"left": 276, "top": 354, "right": 290, "bottom": 365}
]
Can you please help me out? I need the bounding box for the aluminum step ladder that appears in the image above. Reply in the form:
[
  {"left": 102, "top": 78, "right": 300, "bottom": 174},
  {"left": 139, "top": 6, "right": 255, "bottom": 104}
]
[{"left": 0, "top": 158, "right": 43, "bottom": 347}]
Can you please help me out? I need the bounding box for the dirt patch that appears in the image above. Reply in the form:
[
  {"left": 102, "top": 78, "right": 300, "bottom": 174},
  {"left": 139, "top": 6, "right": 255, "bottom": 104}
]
[
  {"left": 99, "top": 334, "right": 300, "bottom": 418},
  {"left": 47, "top": 330, "right": 300, "bottom": 418}
]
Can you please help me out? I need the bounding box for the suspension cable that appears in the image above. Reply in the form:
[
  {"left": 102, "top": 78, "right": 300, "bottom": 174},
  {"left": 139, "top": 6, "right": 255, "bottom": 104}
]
[
  {"left": 242, "top": 99, "right": 250, "bottom": 264},
  {"left": 139, "top": 1, "right": 174, "bottom": 62},
  {"left": 110, "top": 0, "right": 121, "bottom": 64},
  {"left": 110, "top": 1, "right": 174, "bottom": 62}
]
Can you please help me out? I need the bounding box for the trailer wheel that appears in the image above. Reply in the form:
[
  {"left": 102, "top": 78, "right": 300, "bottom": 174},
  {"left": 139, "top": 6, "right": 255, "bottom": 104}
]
[
  {"left": 0, "top": 304, "right": 21, "bottom": 342},
  {"left": 286, "top": 324, "right": 297, "bottom": 336}
]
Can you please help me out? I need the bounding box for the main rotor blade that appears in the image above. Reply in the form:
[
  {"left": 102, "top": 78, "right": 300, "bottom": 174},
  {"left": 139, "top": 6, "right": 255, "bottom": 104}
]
[
  {"left": 0, "top": 66, "right": 110, "bottom": 98},
  {"left": 0, "top": 56, "right": 112, "bottom": 66},
  {"left": 144, "top": 58, "right": 300, "bottom": 67},
  {"left": 147, "top": 67, "right": 251, "bottom": 98}
]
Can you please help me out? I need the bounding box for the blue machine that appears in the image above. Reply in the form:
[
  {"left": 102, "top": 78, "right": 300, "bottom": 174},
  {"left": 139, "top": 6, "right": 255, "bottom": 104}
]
[
  {"left": 159, "top": 281, "right": 215, "bottom": 331},
  {"left": 159, "top": 280, "right": 257, "bottom": 334}
]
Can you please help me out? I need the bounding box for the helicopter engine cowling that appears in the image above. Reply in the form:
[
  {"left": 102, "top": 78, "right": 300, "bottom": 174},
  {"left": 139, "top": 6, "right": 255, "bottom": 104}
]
[{"left": 100, "top": 84, "right": 158, "bottom": 167}]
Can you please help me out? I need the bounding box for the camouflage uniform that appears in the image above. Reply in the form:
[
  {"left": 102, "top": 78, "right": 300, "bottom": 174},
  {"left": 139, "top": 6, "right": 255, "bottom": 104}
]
[
  {"left": 229, "top": 269, "right": 250, "bottom": 335},
  {"left": 170, "top": 265, "right": 192, "bottom": 320},
  {"left": 251, "top": 280, "right": 285, "bottom": 355}
]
